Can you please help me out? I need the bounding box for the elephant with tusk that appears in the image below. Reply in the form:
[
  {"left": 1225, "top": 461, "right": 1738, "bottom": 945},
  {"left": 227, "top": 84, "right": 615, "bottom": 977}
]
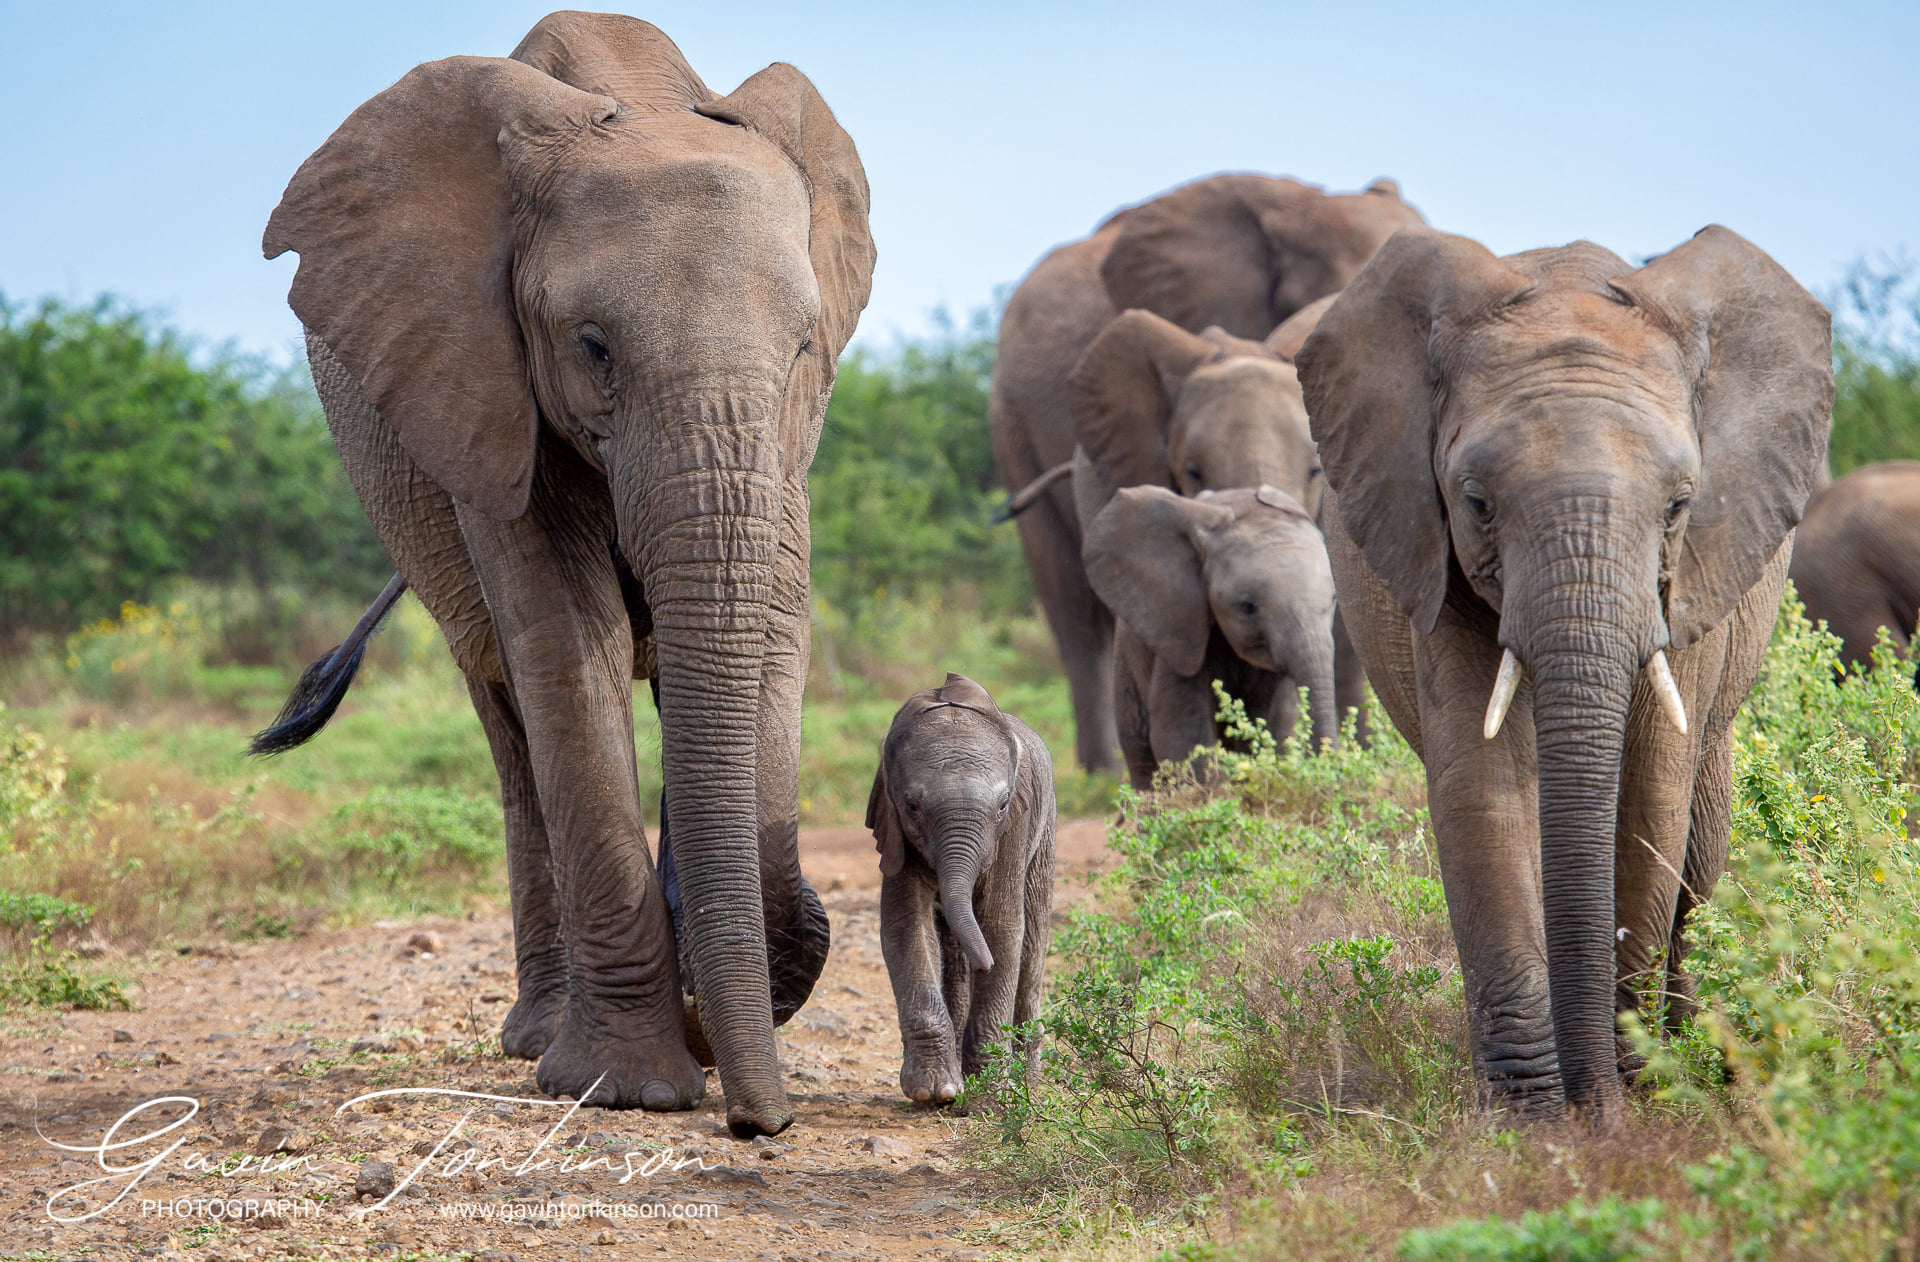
[{"left": 1296, "top": 225, "right": 1832, "bottom": 1133}]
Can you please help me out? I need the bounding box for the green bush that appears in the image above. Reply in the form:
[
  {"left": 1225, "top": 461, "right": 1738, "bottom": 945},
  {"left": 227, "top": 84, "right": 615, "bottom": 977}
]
[
  {"left": 809, "top": 309, "right": 1030, "bottom": 618},
  {"left": 1827, "top": 256, "right": 1920, "bottom": 474},
  {"left": 1396, "top": 1197, "right": 1666, "bottom": 1262},
  {"left": 0, "top": 294, "right": 390, "bottom": 637}
]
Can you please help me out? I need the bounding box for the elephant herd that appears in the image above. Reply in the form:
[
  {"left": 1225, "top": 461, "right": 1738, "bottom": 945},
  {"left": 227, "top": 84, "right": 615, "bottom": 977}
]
[{"left": 251, "top": 12, "right": 1913, "bottom": 1140}]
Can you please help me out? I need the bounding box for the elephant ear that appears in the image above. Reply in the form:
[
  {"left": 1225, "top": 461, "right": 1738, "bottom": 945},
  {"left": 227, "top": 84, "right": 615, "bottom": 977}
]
[
  {"left": 1259, "top": 180, "right": 1428, "bottom": 320},
  {"left": 1100, "top": 175, "right": 1314, "bottom": 338},
  {"left": 1084, "top": 485, "right": 1232, "bottom": 677},
  {"left": 864, "top": 767, "right": 906, "bottom": 878},
  {"left": 697, "top": 64, "right": 875, "bottom": 457},
  {"left": 1296, "top": 229, "right": 1533, "bottom": 634},
  {"left": 510, "top": 11, "right": 710, "bottom": 106},
  {"left": 1608, "top": 226, "right": 1834, "bottom": 649},
  {"left": 1266, "top": 293, "right": 1337, "bottom": 362},
  {"left": 264, "top": 57, "right": 616, "bottom": 521},
  {"left": 1070, "top": 310, "right": 1218, "bottom": 498}
]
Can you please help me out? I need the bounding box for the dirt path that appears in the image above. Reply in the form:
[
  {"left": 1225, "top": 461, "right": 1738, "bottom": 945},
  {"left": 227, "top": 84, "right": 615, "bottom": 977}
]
[{"left": 0, "top": 821, "right": 1113, "bottom": 1260}]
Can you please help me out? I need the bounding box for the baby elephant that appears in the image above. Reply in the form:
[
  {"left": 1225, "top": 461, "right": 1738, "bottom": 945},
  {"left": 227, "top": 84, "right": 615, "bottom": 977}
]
[
  {"left": 867, "top": 674, "right": 1056, "bottom": 1104},
  {"left": 1085, "top": 483, "right": 1337, "bottom": 788}
]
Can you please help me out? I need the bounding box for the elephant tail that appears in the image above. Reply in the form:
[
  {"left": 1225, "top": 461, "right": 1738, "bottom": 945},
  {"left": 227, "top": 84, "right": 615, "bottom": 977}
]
[
  {"left": 248, "top": 573, "right": 408, "bottom": 756},
  {"left": 993, "top": 460, "right": 1074, "bottom": 523}
]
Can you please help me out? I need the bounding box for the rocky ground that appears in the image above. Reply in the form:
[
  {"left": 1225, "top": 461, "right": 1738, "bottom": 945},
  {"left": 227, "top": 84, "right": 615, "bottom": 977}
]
[{"left": 0, "top": 822, "right": 1111, "bottom": 1261}]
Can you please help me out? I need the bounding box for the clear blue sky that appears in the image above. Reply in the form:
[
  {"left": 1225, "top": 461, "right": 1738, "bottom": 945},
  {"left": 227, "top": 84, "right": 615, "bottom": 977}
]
[{"left": 2, "top": 1, "right": 1914, "bottom": 362}]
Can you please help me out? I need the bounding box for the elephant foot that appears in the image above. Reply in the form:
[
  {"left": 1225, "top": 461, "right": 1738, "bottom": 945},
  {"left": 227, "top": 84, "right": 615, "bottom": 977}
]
[
  {"left": 1482, "top": 1073, "right": 1566, "bottom": 1121},
  {"left": 900, "top": 1048, "right": 963, "bottom": 1106},
  {"left": 500, "top": 980, "right": 567, "bottom": 1060},
  {"left": 534, "top": 1008, "right": 706, "bottom": 1112}
]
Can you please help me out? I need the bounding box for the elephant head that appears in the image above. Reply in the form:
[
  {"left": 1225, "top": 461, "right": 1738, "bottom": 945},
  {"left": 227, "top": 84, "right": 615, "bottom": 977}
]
[
  {"left": 1297, "top": 226, "right": 1832, "bottom": 1125},
  {"left": 263, "top": 13, "right": 874, "bottom": 1132},
  {"left": 1070, "top": 309, "right": 1322, "bottom": 519},
  {"left": 1100, "top": 176, "right": 1426, "bottom": 339},
  {"left": 1084, "top": 485, "right": 1339, "bottom": 748},
  {"left": 867, "top": 674, "right": 1026, "bottom": 974}
]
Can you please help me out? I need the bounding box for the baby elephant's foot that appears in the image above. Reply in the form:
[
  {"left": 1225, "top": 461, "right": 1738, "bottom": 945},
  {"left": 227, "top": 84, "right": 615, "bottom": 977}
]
[{"left": 900, "top": 1049, "right": 963, "bottom": 1105}]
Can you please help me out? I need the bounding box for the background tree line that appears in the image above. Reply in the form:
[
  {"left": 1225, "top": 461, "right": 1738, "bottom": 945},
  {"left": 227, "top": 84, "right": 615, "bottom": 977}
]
[{"left": 2, "top": 262, "right": 1916, "bottom": 642}]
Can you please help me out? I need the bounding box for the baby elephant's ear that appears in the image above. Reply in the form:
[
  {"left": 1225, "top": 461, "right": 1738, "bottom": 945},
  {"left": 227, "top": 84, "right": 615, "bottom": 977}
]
[{"left": 866, "top": 767, "right": 906, "bottom": 878}]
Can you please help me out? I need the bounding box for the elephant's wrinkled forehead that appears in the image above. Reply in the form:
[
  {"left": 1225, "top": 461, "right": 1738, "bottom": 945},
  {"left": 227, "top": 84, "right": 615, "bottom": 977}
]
[{"left": 539, "top": 113, "right": 811, "bottom": 239}]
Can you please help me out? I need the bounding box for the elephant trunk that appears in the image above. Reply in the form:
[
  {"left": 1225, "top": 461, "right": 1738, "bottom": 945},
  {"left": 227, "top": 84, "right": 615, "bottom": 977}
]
[
  {"left": 1516, "top": 550, "right": 1646, "bottom": 1133},
  {"left": 1300, "top": 643, "right": 1339, "bottom": 752},
  {"left": 934, "top": 816, "right": 995, "bottom": 974},
  {"left": 626, "top": 403, "right": 789, "bottom": 1137}
]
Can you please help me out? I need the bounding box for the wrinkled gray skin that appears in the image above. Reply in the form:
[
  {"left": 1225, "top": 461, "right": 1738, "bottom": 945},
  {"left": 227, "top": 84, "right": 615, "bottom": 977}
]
[
  {"left": 263, "top": 13, "right": 874, "bottom": 1136},
  {"left": 1298, "top": 226, "right": 1832, "bottom": 1131},
  {"left": 1084, "top": 486, "right": 1336, "bottom": 788},
  {"left": 989, "top": 176, "right": 1426, "bottom": 772},
  {"left": 1789, "top": 460, "right": 1920, "bottom": 676},
  {"left": 867, "top": 675, "right": 1057, "bottom": 1105}
]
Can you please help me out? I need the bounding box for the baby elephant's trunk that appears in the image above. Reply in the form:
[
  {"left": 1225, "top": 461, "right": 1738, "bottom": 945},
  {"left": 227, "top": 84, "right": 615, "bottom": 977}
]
[{"left": 937, "top": 836, "right": 995, "bottom": 972}]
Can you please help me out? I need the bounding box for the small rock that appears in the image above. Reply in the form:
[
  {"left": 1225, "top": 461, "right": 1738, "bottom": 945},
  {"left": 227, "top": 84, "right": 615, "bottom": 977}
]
[
  {"left": 351, "top": 1037, "right": 392, "bottom": 1054},
  {"left": 695, "top": 1164, "right": 767, "bottom": 1187},
  {"left": 475, "top": 1252, "right": 516, "bottom": 1262},
  {"left": 594, "top": 1229, "right": 617, "bottom": 1245},
  {"left": 756, "top": 1142, "right": 789, "bottom": 1160},
  {"left": 153, "top": 1051, "right": 180, "bottom": 1066},
  {"left": 665, "top": 1217, "right": 690, "bottom": 1232},
  {"left": 860, "top": 1134, "right": 913, "bottom": 1158},
  {"left": 906, "top": 1162, "right": 938, "bottom": 1175},
  {"left": 252, "top": 1126, "right": 292, "bottom": 1157},
  {"left": 407, "top": 930, "right": 445, "bottom": 954},
  {"left": 479, "top": 991, "right": 509, "bottom": 1004},
  {"left": 112, "top": 1028, "right": 134, "bottom": 1044},
  {"left": 204, "top": 1031, "right": 234, "bottom": 1042},
  {"left": 492, "top": 1101, "right": 516, "bottom": 1117},
  {"left": 354, "top": 1160, "right": 396, "bottom": 1201}
]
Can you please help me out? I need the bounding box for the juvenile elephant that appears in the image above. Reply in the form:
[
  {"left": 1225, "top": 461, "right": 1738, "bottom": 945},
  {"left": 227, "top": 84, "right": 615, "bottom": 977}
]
[
  {"left": 252, "top": 12, "right": 874, "bottom": 1136},
  {"left": 866, "top": 675, "right": 1056, "bottom": 1104},
  {"left": 1297, "top": 226, "right": 1832, "bottom": 1130},
  {"left": 1788, "top": 460, "right": 1920, "bottom": 676},
  {"left": 1062, "top": 304, "right": 1368, "bottom": 739},
  {"left": 989, "top": 175, "right": 1425, "bottom": 772},
  {"left": 1084, "top": 485, "right": 1337, "bottom": 788}
]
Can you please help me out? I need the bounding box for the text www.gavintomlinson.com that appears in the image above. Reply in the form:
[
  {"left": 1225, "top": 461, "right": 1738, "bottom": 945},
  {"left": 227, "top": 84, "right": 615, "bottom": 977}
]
[{"left": 439, "top": 1200, "right": 720, "bottom": 1222}]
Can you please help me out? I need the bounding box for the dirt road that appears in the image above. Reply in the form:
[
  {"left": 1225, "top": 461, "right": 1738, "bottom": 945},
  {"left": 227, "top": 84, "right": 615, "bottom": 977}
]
[{"left": 0, "top": 821, "right": 1112, "bottom": 1260}]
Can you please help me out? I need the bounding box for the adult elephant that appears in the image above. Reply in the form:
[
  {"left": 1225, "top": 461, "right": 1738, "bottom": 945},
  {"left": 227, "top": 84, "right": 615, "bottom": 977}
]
[
  {"left": 1297, "top": 226, "right": 1831, "bottom": 1130},
  {"left": 989, "top": 175, "right": 1423, "bottom": 772},
  {"left": 1789, "top": 461, "right": 1920, "bottom": 675},
  {"left": 252, "top": 12, "right": 874, "bottom": 1137}
]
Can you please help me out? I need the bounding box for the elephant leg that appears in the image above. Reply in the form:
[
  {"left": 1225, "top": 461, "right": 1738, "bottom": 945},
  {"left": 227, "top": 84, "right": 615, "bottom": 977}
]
[
  {"left": 1414, "top": 610, "right": 1558, "bottom": 1114},
  {"left": 1113, "top": 641, "right": 1158, "bottom": 790},
  {"left": 957, "top": 871, "right": 1026, "bottom": 1082},
  {"left": 1147, "top": 659, "right": 1218, "bottom": 778},
  {"left": 1016, "top": 489, "right": 1118, "bottom": 773},
  {"left": 1264, "top": 676, "right": 1302, "bottom": 750},
  {"left": 1666, "top": 717, "right": 1733, "bottom": 1034},
  {"left": 1012, "top": 829, "right": 1056, "bottom": 1087},
  {"left": 1333, "top": 606, "right": 1372, "bottom": 747},
  {"left": 1611, "top": 621, "right": 1726, "bottom": 1065},
  {"left": 882, "top": 867, "right": 962, "bottom": 1104},
  {"left": 465, "top": 674, "right": 568, "bottom": 1059},
  {"left": 455, "top": 493, "right": 701, "bottom": 1113}
]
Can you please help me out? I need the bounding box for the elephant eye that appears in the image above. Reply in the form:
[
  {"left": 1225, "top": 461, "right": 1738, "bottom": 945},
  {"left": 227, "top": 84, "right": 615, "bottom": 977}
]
[
  {"left": 1308, "top": 466, "right": 1323, "bottom": 481},
  {"left": 1464, "top": 493, "right": 1493, "bottom": 524},
  {"left": 1238, "top": 600, "right": 1258, "bottom": 617},
  {"left": 1186, "top": 464, "right": 1204, "bottom": 487},
  {"left": 1665, "top": 494, "right": 1691, "bottom": 527},
  {"left": 795, "top": 337, "right": 813, "bottom": 362},
  {"left": 903, "top": 799, "right": 921, "bottom": 818},
  {"left": 581, "top": 333, "right": 612, "bottom": 368}
]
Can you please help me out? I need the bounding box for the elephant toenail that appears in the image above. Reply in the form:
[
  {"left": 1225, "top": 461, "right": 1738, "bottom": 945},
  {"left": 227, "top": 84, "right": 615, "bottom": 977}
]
[{"left": 640, "top": 1079, "right": 680, "bottom": 1110}]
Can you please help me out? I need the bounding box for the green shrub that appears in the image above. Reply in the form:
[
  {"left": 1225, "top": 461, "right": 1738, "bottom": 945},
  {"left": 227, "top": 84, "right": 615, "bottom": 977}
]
[
  {"left": 1397, "top": 1196, "right": 1666, "bottom": 1262},
  {"left": 1827, "top": 255, "right": 1920, "bottom": 474},
  {"left": 0, "top": 294, "right": 390, "bottom": 636}
]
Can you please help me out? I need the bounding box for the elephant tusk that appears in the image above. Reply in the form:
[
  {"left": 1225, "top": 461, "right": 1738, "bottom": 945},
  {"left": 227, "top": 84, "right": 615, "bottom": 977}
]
[
  {"left": 1483, "top": 649, "right": 1523, "bottom": 740},
  {"left": 1646, "top": 649, "right": 1688, "bottom": 735}
]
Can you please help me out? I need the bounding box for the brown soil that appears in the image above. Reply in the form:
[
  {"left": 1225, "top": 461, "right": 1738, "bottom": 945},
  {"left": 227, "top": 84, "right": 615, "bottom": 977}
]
[{"left": 0, "top": 820, "right": 1114, "bottom": 1260}]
